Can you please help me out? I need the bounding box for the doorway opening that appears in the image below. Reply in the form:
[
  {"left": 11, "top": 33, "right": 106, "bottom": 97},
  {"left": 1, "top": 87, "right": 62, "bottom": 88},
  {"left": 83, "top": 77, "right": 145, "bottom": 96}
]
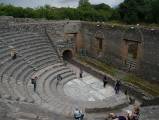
[
  {"left": 128, "top": 42, "right": 138, "bottom": 60},
  {"left": 124, "top": 39, "right": 139, "bottom": 71},
  {"left": 62, "top": 50, "right": 73, "bottom": 61},
  {"left": 96, "top": 37, "right": 103, "bottom": 50}
]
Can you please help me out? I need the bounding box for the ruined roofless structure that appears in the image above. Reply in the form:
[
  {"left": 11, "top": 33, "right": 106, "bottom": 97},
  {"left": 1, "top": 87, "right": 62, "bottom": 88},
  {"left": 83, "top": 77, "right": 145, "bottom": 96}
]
[{"left": 0, "top": 16, "right": 159, "bottom": 120}]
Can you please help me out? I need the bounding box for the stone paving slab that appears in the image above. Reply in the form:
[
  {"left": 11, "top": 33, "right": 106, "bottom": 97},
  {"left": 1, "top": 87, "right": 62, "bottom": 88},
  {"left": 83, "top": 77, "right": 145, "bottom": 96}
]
[{"left": 64, "top": 76, "right": 124, "bottom": 102}]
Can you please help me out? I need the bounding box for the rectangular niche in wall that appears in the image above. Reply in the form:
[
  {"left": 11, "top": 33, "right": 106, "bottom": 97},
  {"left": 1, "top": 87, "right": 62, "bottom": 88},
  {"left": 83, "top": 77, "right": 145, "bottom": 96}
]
[
  {"left": 123, "top": 39, "right": 140, "bottom": 71},
  {"left": 96, "top": 37, "right": 103, "bottom": 50}
]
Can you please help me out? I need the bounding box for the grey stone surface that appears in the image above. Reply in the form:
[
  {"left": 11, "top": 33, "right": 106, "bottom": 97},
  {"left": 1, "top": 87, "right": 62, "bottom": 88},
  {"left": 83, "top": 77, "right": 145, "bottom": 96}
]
[
  {"left": 64, "top": 77, "right": 121, "bottom": 102},
  {"left": 0, "top": 17, "right": 159, "bottom": 120}
]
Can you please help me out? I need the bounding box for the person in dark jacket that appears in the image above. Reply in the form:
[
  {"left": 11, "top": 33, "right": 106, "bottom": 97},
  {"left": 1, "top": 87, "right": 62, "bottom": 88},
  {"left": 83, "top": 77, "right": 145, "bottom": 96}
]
[
  {"left": 31, "top": 76, "right": 38, "bottom": 92},
  {"left": 103, "top": 75, "right": 108, "bottom": 88},
  {"left": 114, "top": 80, "right": 121, "bottom": 94}
]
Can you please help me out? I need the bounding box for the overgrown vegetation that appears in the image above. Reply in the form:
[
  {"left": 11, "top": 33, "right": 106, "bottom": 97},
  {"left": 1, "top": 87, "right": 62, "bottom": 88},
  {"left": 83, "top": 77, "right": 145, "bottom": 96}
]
[
  {"left": 123, "top": 74, "right": 159, "bottom": 96},
  {"left": 76, "top": 56, "right": 159, "bottom": 96},
  {"left": 0, "top": 0, "right": 159, "bottom": 24},
  {"left": 78, "top": 56, "right": 117, "bottom": 76}
]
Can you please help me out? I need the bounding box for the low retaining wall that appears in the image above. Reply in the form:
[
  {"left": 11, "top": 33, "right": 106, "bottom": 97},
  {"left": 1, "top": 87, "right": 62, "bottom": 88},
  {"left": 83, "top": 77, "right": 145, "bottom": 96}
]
[{"left": 71, "top": 58, "right": 159, "bottom": 106}]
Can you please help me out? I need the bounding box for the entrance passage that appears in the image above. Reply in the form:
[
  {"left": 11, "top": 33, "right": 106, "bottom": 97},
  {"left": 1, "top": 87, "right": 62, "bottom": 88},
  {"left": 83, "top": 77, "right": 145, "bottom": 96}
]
[
  {"left": 128, "top": 42, "right": 138, "bottom": 60},
  {"left": 124, "top": 39, "right": 139, "bottom": 71},
  {"left": 62, "top": 50, "right": 73, "bottom": 60}
]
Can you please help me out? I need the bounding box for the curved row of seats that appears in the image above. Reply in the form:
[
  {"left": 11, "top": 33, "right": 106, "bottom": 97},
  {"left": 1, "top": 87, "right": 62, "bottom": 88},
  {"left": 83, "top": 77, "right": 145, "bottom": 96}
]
[
  {"left": 0, "top": 31, "right": 60, "bottom": 103},
  {"left": 31, "top": 63, "right": 78, "bottom": 116},
  {"left": 31, "top": 62, "right": 128, "bottom": 116},
  {"left": 0, "top": 31, "right": 128, "bottom": 117}
]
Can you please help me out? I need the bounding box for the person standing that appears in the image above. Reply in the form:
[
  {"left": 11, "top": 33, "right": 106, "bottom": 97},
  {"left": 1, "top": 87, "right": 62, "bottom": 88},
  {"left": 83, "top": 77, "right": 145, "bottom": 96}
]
[
  {"left": 10, "top": 48, "right": 17, "bottom": 60},
  {"left": 31, "top": 76, "right": 38, "bottom": 92},
  {"left": 56, "top": 74, "right": 62, "bottom": 86},
  {"left": 73, "top": 107, "right": 84, "bottom": 120},
  {"left": 103, "top": 75, "right": 108, "bottom": 88},
  {"left": 128, "top": 105, "right": 140, "bottom": 120},
  {"left": 114, "top": 80, "right": 121, "bottom": 94},
  {"left": 79, "top": 69, "right": 83, "bottom": 78}
]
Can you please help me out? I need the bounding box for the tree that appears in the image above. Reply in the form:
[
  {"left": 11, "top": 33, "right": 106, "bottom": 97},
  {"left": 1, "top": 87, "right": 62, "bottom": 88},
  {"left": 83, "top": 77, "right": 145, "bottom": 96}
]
[{"left": 78, "top": 0, "right": 90, "bottom": 7}]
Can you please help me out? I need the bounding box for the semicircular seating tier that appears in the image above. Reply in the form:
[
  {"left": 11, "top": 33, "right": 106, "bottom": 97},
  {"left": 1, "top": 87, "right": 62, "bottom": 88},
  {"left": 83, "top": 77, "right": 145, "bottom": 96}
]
[{"left": 0, "top": 31, "right": 128, "bottom": 117}]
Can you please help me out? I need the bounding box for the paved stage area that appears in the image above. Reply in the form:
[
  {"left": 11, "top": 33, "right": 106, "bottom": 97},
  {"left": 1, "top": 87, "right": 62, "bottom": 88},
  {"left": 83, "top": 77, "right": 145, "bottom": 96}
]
[
  {"left": 64, "top": 77, "right": 120, "bottom": 101},
  {"left": 64, "top": 63, "right": 125, "bottom": 102}
]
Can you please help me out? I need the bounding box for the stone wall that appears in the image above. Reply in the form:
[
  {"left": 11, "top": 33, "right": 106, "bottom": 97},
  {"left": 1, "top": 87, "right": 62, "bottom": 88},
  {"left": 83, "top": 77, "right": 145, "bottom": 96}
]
[
  {"left": 0, "top": 16, "right": 158, "bottom": 81},
  {"left": 80, "top": 22, "right": 159, "bottom": 81}
]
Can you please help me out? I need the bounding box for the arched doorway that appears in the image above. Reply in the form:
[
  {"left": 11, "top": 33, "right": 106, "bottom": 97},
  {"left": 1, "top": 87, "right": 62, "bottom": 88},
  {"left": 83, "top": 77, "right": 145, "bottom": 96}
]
[{"left": 62, "top": 50, "right": 73, "bottom": 60}]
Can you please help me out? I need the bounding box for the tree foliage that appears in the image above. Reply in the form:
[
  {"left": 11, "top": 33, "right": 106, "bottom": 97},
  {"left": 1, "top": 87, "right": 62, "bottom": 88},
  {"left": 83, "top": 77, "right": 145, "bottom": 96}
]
[{"left": 0, "top": 0, "right": 158, "bottom": 24}]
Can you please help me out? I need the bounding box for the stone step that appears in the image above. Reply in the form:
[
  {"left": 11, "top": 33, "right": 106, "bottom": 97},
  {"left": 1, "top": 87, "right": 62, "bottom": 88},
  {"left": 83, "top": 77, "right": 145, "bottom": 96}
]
[
  {"left": 36, "top": 67, "right": 70, "bottom": 101},
  {"left": 11, "top": 41, "right": 50, "bottom": 49},
  {"left": 45, "top": 70, "right": 75, "bottom": 98},
  {"left": 25, "top": 52, "right": 56, "bottom": 63},
  {"left": 56, "top": 75, "right": 77, "bottom": 96},
  {"left": 33, "top": 63, "right": 64, "bottom": 77},
  {"left": 0, "top": 31, "right": 30, "bottom": 36},
  {"left": 14, "top": 67, "right": 35, "bottom": 102},
  {"left": 0, "top": 81, "right": 12, "bottom": 100},
  {"left": 29, "top": 56, "right": 57, "bottom": 67},
  {"left": 0, "top": 32, "right": 40, "bottom": 40},
  {"left": 3, "top": 36, "right": 46, "bottom": 43}
]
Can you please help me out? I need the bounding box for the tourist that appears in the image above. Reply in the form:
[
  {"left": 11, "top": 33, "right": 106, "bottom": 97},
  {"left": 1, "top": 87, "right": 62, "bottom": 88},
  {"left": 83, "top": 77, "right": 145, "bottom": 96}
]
[
  {"left": 57, "top": 74, "right": 62, "bottom": 81},
  {"left": 103, "top": 75, "right": 108, "bottom": 88},
  {"left": 10, "top": 48, "right": 17, "bottom": 60},
  {"left": 114, "top": 80, "right": 121, "bottom": 94},
  {"left": 127, "top": 105, "right": 140, "bottom": 120},
  {"left": 73, "top": 107, "right": 84, "bottom": 120},
  {"left": 31, "top": 76, "right": 38, "bottom": 92},
  {"left": 56, "top": 74, "right": 62, "bottom": 86},
  {"left": 79, "top": 69, "right": 83, "bottom": 78},
  {"left": 125, "top": 90, "right": 135, "bottom": 104},
  {"left": 108, "top": 113, "right": 127, "bottom": 120}
]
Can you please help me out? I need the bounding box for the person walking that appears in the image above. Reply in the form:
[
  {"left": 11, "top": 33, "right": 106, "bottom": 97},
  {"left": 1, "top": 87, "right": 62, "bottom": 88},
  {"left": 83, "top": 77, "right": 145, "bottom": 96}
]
[
  {"left": 114, "top": 80, "right": 121, "bottom": 94},
  {"left": 103, "top": 75, "right": 108, "bottom": 88}
]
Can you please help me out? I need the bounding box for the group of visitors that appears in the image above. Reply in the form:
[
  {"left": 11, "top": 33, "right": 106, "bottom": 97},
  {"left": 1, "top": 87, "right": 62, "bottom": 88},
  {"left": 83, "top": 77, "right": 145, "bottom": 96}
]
[
  {"left": 73, "top": 105, "right": 140, "bottom": 120},
  {"left": 102, "top": 75, "right": 121, "bottom": 94},
  {"left": 108, "top": 105, "right": 140, "bottom": 120}
]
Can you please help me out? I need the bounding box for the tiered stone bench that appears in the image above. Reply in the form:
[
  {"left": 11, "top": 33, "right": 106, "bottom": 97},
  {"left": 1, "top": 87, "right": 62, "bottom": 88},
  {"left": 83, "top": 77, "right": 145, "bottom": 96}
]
[
  {"left": 0, "top": 31, "right": 128, "bottom": 118},
  {"left": 31, "top": 64, "right": 128, "bottom": 116},
  {"left": 0, "top": 31, "right": 60, "bottom": 103}
]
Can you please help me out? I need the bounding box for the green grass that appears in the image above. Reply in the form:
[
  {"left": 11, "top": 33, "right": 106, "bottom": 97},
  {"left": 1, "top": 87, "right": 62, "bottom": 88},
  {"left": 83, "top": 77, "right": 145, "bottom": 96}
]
[
  {"left": 77, "top": 56, "right": 117, "bottom": 76},
  {"left": 123, "top": 74, "right": 159, "bottom": 96},
  {"left": 76, "top": 55, "right": 159, "bottom": 96}
]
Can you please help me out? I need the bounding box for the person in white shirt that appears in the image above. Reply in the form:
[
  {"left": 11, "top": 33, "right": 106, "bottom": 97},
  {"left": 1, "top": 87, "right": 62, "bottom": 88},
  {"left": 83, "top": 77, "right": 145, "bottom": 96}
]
[{"left": 73, "top": 107, "right": 84, "bottom": 120}]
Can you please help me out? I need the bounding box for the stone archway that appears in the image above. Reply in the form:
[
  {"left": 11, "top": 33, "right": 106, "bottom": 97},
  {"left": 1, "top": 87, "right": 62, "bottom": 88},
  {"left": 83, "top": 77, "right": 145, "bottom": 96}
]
[{"left": 62, "top": 49, "right": 73, "bottom": 60}]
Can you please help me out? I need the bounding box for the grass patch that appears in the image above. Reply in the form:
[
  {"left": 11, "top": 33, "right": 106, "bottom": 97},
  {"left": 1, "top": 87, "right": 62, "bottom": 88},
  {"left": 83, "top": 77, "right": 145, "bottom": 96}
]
[
  {"left": 77, "top": 56, "right": 117, "bottom": 76},
  {"left": 123, "top": 74, "right": 159, "bottom": 96}
]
